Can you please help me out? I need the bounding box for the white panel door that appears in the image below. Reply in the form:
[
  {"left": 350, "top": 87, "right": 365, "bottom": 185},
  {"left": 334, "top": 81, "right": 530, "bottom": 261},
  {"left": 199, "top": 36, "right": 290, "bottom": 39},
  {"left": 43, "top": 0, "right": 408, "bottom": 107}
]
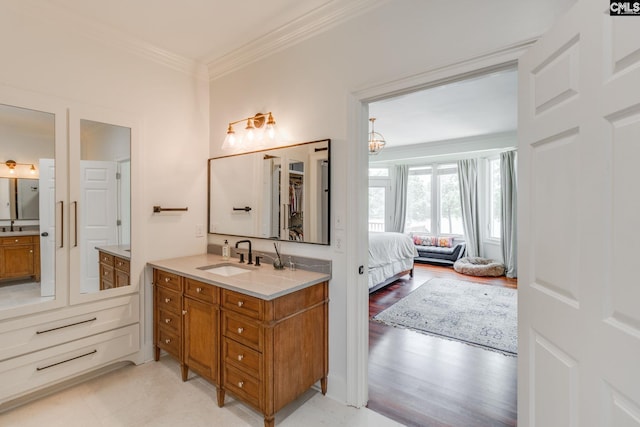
[
  {"left": 79, "top": 160, "right": 117, "bottom": 294},
  {"left": 518, "top": 1, "right": 640, "bottom": 426}
]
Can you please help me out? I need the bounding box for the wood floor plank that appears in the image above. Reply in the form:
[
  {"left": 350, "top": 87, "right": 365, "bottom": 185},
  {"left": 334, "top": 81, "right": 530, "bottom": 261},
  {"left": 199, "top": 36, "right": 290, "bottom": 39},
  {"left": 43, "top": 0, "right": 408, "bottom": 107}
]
[{"left": 367, "top": 264, "right": 517, "bottom": 427}]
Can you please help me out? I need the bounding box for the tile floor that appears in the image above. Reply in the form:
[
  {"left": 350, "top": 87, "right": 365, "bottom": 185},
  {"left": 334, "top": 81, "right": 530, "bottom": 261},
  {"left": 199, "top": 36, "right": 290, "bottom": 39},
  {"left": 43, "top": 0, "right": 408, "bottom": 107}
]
[
  {"left": 0, "top": 356, "right": 402, "bottom": 427},
  {"left": 0, "top": 280, "right": 51, "bottom": 310}
]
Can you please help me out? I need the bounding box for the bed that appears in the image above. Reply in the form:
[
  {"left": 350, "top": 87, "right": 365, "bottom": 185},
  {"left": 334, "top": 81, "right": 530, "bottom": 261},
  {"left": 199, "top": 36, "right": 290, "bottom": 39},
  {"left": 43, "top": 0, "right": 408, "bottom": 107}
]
[{"left": 368, "top": 232, "right": 418, "bottom": 293}]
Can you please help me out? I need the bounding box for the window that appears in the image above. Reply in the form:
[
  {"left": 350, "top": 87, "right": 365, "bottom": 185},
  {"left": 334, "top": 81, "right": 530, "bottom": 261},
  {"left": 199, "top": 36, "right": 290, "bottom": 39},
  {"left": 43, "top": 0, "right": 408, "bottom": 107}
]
[
  {"left": 369, "top": 167, "right": 389, "bottom": 177},
  {"left": 438, "top": 165, "right": 463, "bottom": 235},
  {"left": 405, "top": 167, "right": 432, "bottom": 233},
  {"left": 488, "top": 158, "right": 501, "bottom": 239},
  {"left": 368, "top": 186, "right": 386, "bottom": 232},
  {"left": 405, "top": 164, "right": 463, "bottom": 236}
]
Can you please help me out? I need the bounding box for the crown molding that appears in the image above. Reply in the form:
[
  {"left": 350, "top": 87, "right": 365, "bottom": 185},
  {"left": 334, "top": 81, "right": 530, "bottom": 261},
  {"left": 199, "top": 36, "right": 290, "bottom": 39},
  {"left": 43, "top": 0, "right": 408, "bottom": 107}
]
[
  {"left": 6, "top": 1, "right": 207, "bottom": 80},
  {"left": 206, "top": 0, "right": 391, "bottom": 81}
]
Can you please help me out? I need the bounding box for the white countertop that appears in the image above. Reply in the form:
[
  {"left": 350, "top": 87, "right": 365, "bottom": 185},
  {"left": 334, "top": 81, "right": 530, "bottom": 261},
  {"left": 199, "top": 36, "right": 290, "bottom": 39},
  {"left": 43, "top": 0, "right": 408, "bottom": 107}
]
[
  {"left": 148, "top": 253, "right": 331, "bottom": 300},
  {"left": 96, "top": 245, "right": 131, "bottom": 260},
  {"left": 0, "top": 230, "right": 40, "bottom": 237}
]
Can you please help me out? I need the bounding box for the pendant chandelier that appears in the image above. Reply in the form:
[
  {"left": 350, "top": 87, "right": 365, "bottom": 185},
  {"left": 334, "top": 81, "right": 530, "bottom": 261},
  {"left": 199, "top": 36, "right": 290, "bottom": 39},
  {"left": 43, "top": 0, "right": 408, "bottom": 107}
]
[{"left": 368, "top": 117, "right": 386, "bottom": 155}]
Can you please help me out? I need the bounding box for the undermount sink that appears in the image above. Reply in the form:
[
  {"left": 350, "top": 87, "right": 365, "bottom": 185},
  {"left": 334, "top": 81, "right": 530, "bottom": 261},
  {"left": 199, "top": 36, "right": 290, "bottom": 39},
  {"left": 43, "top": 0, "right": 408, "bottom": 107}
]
[{"left": 198, "top": 263, "right": 252, "bottom": 277}]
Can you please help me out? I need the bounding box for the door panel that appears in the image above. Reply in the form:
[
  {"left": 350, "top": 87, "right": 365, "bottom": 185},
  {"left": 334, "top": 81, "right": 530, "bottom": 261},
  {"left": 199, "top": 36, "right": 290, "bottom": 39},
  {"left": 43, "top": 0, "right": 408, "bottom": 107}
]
[{"left": 518, "top": 1, "right": 640, "bottom": 426}]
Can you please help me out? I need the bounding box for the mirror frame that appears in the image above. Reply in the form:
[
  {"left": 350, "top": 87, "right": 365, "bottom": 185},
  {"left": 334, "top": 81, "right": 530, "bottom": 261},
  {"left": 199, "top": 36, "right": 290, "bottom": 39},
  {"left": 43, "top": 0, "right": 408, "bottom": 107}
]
[{"left": 208, "top": 139, "right": 331, "bottom": 245}]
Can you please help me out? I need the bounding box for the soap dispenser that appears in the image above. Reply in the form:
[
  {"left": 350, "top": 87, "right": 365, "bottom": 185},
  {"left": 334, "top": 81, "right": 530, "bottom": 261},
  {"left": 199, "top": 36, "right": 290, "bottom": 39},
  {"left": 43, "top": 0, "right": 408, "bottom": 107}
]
[{"left": 222, "top": 240, "right": 230, "bottom": 260}]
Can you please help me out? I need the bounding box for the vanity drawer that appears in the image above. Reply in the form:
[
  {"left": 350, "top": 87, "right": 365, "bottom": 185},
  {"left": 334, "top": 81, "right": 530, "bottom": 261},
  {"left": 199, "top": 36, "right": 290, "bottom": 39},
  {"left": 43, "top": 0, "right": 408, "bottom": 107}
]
[
  {"left": 154, "top": 269, "right": 182, "bottom": 292},
  {"left": 114, "top": 257, "right": 129, "bottom": 272},
  {"left": 223, "top": 337, "right": 261, "bottom": 378},
  {"left": 222, "top": 311, "right": 261, "bottom": 350},
  {"left": 0, "top": 295, "right": 139, "bottom": 361},
  {"left": 158, "top": 308, "right": 181, "bottom": 335},
  {"left": 100, "top": 264, "right": 114, "bottom": 282},
  {"left": 156, "top": 287, "right": 181, "bottom": 314},
  {"left": 157, "top": 327, "right": 181, "bottom": 359},
  {"left": 185, "top": 278, "right": 217, "bottom": 304},
  {"left": 99, "top": 251, "right": 114, "bottom": 266},
  {"left": 223, "top": 364, "right": 261, "bottom": 409},
  {"left": 0, "top": 324, "right": 139, "bottom": 405},
  {"left": 221, "top": 290, "right": 263, "bottom": 319},
  {"left": 0, "top": 236, "right": 33, "bottom": 245}
]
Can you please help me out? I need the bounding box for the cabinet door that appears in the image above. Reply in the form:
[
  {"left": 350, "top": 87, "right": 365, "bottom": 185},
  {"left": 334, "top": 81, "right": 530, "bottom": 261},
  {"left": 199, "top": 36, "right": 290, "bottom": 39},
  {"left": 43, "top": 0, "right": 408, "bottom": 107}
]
[
  {"left": 0, "top": 90, "right": 68, "bottom": 321},
  {"left": 184, "top": 297, "right": 217, "bottom": 382},
  {"left": 2, "top": 245, "right": 34, "bottom": 278},
  {"left": 68, "top": 107, "right": 135, "bottom": 304}
]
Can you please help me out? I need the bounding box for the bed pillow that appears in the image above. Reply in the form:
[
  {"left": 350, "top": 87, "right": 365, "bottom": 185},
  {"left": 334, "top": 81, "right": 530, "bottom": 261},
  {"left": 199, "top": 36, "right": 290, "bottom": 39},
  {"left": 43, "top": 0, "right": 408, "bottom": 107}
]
[
  {"left": 437, "top": 236, "right": 454, "bottom": 248},
  {"left": 413, "top": 235, "right": 437, "bottom": 246}
]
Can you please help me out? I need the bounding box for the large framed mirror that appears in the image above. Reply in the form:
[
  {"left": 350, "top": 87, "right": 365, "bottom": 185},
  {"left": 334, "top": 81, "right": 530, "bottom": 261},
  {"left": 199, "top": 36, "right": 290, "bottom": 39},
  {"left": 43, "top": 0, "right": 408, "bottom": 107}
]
[
  {"left": 0, "top": 102, "right": 59, "bottom": 314},
  {"left": 209, "top": 139, "right": 330, "bottom": 244}
]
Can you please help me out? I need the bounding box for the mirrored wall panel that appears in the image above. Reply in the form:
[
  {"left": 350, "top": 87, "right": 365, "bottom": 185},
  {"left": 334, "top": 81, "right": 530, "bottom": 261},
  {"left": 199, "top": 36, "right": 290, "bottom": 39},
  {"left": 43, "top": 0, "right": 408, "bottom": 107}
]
[
  {"left": 79, "top": 119, "right": 131, "bottom": 294},
  {"left": 0, "top": 103, "right": 55, "bottom": 311},
  {"left": 209, "top": 139, "right": 330, "bottom": 245}
]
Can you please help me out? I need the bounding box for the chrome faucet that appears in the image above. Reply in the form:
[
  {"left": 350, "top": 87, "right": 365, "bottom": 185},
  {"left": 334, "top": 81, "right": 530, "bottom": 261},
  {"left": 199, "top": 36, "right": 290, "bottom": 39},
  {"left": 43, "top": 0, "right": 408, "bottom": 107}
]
[{"left": 235, "top": 239, "right": 253, "bottom": 264}]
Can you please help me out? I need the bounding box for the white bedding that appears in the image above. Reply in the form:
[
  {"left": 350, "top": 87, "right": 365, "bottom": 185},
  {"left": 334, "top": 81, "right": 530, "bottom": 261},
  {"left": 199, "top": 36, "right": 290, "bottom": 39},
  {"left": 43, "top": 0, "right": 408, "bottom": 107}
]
[{"left": 368, "top": 232, "right": 418, "bottom": 290}]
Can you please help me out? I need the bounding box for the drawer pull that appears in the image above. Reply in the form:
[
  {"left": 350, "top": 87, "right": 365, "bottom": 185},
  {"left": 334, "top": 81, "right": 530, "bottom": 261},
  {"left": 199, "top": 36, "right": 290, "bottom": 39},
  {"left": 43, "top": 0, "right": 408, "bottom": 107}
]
[
  {"left": 237, "top": 327, "right": 244, "bottom": 334},
  {"left": 238, "top": 381, "right": 244, "bottom": 388},
  {"left": 36, "top": 349, "right": 97, "bottom": 371},
  {"left": 237, "top": 354, "right": 244, "bottom": 361},
  {"left": 237, "top": 301, "right": 244, "bottom": 307},
  {"left": 165, "top": 318, "right": 171, "bottom": 324},
  {"left": 182, "top": 310, "right": 187, "bottom": 315},
  {"left": 165, "top": 277, "right": 170, "bottom": 282},
  {"left": 36, "top": 317, "right": 98, "bottom": 334},
  {"left": 196, "top": 287, "right": 203, "bottom": 293},
  {"left": 118, "top": 261, "right": 123, "bottom": 266},
  {"left": 15, "top": 239, "right": 18, "bottom": 242},
  {"left": 165, "top": 298, "right": 171, "bottom": 303},
  {"left": 165, "top": 338, "right": 171, "bottom": 344}
]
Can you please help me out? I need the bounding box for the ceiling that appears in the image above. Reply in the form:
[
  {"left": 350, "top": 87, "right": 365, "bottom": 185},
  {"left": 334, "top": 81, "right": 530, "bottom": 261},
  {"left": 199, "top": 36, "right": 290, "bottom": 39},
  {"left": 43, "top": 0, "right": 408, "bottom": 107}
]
[
  {"left": 23, "top": 2, "right": 517, "bottom": 149},
  {"left": 47, "top": 0, "right": 350, "bottom": 63},
  {"left": 369, "top": 68, "right": 517, "bottom": 149}
]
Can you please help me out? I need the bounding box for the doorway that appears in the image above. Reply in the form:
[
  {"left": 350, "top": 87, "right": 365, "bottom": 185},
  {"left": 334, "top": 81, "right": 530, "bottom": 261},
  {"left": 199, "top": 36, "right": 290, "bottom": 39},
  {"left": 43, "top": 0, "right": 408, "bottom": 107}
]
[{"left": 346, "top": 45, "right": 531, "bottom": 418}]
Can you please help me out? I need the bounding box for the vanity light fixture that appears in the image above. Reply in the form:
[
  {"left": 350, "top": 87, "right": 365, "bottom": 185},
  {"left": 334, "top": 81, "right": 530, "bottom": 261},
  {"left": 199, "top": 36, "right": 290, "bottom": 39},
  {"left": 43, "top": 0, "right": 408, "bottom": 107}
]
[
  {"left": 5, "top": 160, "right": 37, "bottom": 175},
  {"left": 368, "top": 118, "right": 386, "bottom": 155},
  {"left": 222, "top": 112, "right": 277, "bottom": 150}
]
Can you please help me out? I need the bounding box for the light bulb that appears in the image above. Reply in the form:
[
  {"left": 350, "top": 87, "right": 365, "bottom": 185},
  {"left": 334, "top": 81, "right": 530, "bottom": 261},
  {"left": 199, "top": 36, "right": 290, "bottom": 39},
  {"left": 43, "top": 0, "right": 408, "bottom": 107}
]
[{"left": 30, "top": 165, "right": 36, "bottom": 174}]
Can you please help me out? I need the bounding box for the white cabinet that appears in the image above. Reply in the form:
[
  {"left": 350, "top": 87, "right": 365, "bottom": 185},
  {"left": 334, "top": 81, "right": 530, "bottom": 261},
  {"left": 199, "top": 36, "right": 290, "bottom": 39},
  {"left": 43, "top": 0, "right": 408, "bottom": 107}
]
[{"left": 0, "top": 85, "right": 142, "bottom": 409}]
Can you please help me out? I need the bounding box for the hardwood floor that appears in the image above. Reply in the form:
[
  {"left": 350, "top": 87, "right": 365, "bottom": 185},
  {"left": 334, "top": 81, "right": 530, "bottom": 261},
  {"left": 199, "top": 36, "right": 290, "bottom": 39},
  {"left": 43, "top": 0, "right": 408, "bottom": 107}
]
[{"left": 367, "top": 264, "right": 518, "bottom": 427}]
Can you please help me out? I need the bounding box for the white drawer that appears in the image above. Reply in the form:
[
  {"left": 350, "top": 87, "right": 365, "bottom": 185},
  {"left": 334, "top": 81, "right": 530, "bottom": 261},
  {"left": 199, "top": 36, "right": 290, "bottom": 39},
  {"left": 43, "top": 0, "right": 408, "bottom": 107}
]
[
  {"left": 0, "top": 324, "right": 139, "bottom": 405},
  {"left": 0, "top": 294, "right": 139, "bottom": 361}
]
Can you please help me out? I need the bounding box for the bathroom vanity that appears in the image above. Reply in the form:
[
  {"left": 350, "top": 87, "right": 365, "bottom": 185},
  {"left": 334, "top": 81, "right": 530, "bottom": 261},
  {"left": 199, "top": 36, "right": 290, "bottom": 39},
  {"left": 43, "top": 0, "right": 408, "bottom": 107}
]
[
  {"left": 148, "top": 254, "right": 330, "bottom": 427},
  {"left": 0, "top": 232, "right": 40, "bottom": 282}
]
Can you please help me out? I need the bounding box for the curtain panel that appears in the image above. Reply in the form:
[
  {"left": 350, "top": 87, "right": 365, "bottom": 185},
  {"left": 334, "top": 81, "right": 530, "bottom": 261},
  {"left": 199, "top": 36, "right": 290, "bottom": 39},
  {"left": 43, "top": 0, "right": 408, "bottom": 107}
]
[
  {"left": 457, "top": 159, "right": 480, "bottom": 257},
  {"left": 500, "top": 150, "right": 517, "bottom": 278}
]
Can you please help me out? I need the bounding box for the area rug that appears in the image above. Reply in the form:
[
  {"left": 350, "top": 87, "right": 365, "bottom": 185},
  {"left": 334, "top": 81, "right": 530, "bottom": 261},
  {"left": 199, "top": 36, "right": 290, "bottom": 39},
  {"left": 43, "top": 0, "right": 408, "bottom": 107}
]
[{"left": 373, "top": 278, "right": 517, "bottom": 356}]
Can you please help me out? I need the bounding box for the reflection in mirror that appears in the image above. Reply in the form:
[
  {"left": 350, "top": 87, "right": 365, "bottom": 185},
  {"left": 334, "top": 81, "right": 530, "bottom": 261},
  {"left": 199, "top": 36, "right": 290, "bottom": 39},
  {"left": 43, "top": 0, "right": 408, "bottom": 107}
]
[
  {"left": 209, "top": 139, "right": 330, "bottom": 244},
  {"left": 79, "top": 119, "right": 131, "bottom": 294},
  {"left": 0, "top": 103, "right": 54, "bottom": 311}
]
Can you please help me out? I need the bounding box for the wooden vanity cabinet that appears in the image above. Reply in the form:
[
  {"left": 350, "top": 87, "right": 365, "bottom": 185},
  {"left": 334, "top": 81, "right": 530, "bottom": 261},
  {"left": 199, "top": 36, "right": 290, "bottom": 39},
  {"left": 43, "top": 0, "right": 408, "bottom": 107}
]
[
  {"left": 153, "top": 270, "right": 219, "bottom": 383},
  {"left": 152, "top": 267, "right": 328, "bottom": 427},
  {"left": 99, "top": 251, "right": 130, "bottom": 290},
  {"left": 0, "top": 236, "right": 40, "bottom": 282}
]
